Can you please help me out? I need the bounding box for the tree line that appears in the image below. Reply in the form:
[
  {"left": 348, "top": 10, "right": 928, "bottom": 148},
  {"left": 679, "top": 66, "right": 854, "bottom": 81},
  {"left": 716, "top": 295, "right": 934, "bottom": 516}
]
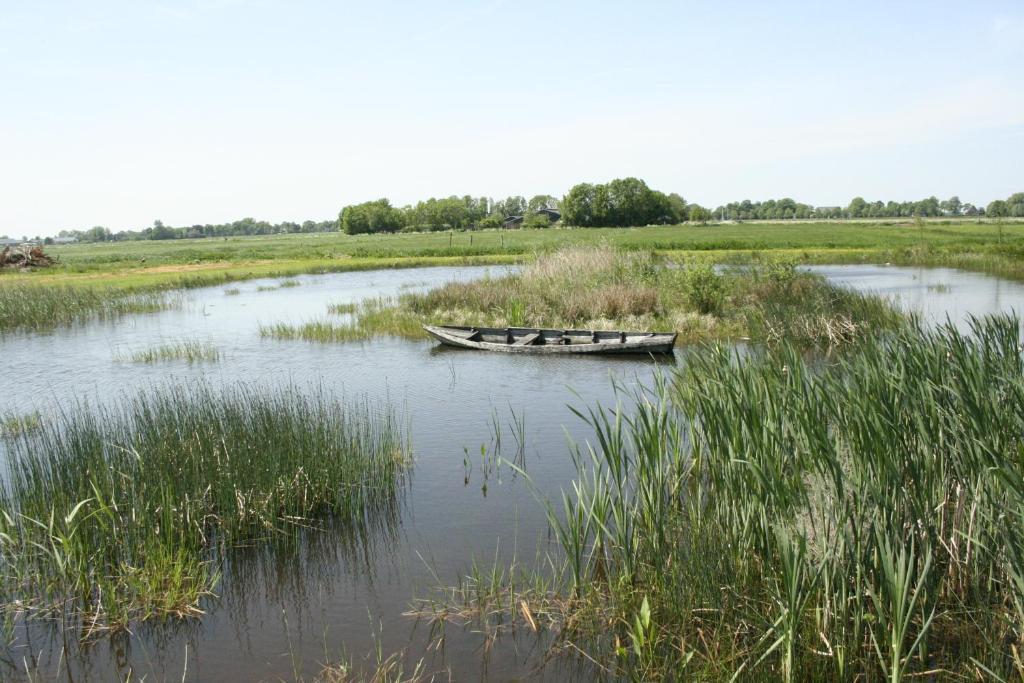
[
  {"left": 32, "top": 186, "right": 1024, "bottom": 243},
  {"left": 341, "top": 182, "right": 1024, "bottom": 234},
  {"left": 710, "top": 193, "right": 1024, "bottom": 221},
  {"left": 54, "top": 218, "right": 338, "bottom": 243},
  {"left": 339, "top": 194, "right": 560, "bottom": 234}
]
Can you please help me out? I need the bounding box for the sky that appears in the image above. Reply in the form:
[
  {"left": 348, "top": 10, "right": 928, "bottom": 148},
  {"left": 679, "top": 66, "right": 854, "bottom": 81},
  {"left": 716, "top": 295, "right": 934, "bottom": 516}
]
[{"left": 1, "top": 1, "right": 1022, "bottom": 236}]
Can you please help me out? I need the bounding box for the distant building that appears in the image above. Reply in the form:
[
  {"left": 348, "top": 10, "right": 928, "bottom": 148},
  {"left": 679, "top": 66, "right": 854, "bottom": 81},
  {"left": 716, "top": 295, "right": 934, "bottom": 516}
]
[
  {"left": 536, "top": 207, "right": 561, "bottom": 222},
  {"left": 52, "top": 236, "right": 78, "bottom": 244},
  {"left": 503, "top": 215, "right": 524, "bottom": 229},
  {"left": 0, "top": 238, "right": 22, "bottom": 247}
]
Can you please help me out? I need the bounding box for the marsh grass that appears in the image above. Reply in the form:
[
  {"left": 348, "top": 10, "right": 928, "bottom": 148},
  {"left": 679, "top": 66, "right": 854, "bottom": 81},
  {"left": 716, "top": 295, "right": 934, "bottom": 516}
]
[
  {"left": 224, "top": 287, "right": 241, "bottom": 296},
  {"left": 0, "top": 284, "right": 179, "bottom": 333},
  {"left": 121, "top": 341, "right": 221, "bottom": 363},
  {"left": 0, "top": 412, "right": 41, "bottom": 438},
  {"left": 0, "top": 384, "right": 408, "bottom": 633},
  {"left": 328, "top": 302, "right": 359, "bottom": 315},
  {"left": 433, "top": 316, "right": 1024, "bottom": 680},
  {"left": 260, "top": 320, "right": 369, "bottom": 343},
  {"left": 264, "top": 247, "right": 901, "bottom": 348}
]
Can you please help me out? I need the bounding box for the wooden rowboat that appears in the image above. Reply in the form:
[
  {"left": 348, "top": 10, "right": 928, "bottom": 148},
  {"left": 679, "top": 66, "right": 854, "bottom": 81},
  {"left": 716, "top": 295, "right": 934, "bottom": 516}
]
[{"left": 423, "top": 325, "right": 677, "bottom": 355}]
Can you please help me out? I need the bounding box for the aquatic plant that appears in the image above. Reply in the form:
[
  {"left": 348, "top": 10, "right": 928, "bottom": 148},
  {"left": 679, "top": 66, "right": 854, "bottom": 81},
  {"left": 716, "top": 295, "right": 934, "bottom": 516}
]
[
  {"left": 440, "top": 315, "right": 1024, "bottom": 679},
  {"left": 328, "top": 302, "right": 359, "bottom": 315},
  {"left": 262, "top": 247, "right": 902, "bottom": 348},
  {"left": 0, "top": 412, "right": 41, "bottom": 438},
  {"left": 259, "top": 320, "right": 368, "bottom": 343},
  {"left": 121, "top": 340, "right": 221, "bottom": 363},
  {"left": 0, "top": 284, "right": 178, "bottom": 333},
  {"left": 0, "top": 384, "right": 408, "bottom": 632}
]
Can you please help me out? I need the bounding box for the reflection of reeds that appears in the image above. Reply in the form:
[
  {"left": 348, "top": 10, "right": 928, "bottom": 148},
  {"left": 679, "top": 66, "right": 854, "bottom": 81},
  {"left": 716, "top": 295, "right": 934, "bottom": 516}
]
[
  {"left": 0, "top": 384, "right": 408, "bottom": 634},
  {"left": 120, "top": 341, "right": 221, "bottom": 363},
  {"left": 0, "top": 284, "right": 179, "bottom": 333},
  {"left": 432, "top": 316, "right": 1024, "bottom": 680}
]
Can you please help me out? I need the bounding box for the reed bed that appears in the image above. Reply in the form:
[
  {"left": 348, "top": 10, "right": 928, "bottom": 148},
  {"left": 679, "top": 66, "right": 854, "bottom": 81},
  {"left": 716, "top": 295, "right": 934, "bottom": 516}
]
[
  {"left": 121, "top": 340, "right": 221, "bottom": 363},
  {"left": 440, "top": 316, "right": 1024, "bottom": 680},
  {"left": 266, "top": 247, "right": 901, "bottom": 348},
  {"left": 0, "top": 283, "right": 178, "bottom": 333},
  {"left": 259, "top": 320, "right": 370, "bottom": 343},
  {"left": 0, "top": 384, "right": 408, "bottom": 632}
]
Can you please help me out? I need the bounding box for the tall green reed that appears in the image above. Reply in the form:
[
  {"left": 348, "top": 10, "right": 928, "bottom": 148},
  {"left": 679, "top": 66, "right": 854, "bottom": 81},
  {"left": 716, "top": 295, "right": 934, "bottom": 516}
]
[
  {"left": 524, "top": 315, "right": 1024, "bottom": 679},
  {"left": 0, "top": 283, "right": 178, "bottom": 333},
  {"left": 0, "top": 384, "right": 407, "bottom": 632}
]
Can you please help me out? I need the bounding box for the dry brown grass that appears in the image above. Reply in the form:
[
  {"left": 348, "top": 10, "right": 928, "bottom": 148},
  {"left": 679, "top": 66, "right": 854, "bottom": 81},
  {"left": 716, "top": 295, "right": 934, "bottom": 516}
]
[{"left": 256, "top": 246, "right": 902, "bottom": 348}]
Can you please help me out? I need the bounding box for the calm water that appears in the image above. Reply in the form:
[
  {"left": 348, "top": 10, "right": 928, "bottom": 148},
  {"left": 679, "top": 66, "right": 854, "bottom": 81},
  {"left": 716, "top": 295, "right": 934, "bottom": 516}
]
[{"left": 2, "top": 263, "right": 1022, "bottom": 681}]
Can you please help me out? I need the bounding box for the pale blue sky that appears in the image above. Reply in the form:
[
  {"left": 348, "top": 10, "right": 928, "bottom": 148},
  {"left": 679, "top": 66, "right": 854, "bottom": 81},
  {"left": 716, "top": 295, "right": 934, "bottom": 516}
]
[{"left": 1, "top": 1, "right": 1022, "bottom": 234}]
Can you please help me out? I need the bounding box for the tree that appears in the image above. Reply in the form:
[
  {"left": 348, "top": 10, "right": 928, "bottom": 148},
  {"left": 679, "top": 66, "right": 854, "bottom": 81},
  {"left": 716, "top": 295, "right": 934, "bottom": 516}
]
[
  {"left": 522, "top": 213, "right": 552, "bottom": 229},
  {"left": 527, "top": 194, "right": 558, "bottom": 213},
  {"left": 561, "top": 183, "right": 597, "bottom": 227},
  {"left": 83, "top": 225, "right": 112, "bottom": 242},
  {"left": 940, "top": 196, "right": 962, "bottom": 216},
  {"left": 847, "top": 197, "right": 867, "bottom": 218},
  {"left": 666, "top": 193, "right": 687, "bottom": 222},
  {"left": 148, "top": 220, "right": 177, "bottom": 240},
  {"left": 492, "top": 196, "right": 526, "bottom": 218},
  {"left": 561, "top": 178, "right": 672, "bottom": 227},
  {"left": 987, "top": 200, "right": 1008, "bottom": 218},
  {"left": 688, "top": 205, "right": 711, "bottom": 224},
  {"left": 477, "top": 214, "right": 502, "bottom": 230},
  {"left": 1008, "top": 192, "right": 1024, "bottom": 218},
  {"left": 339, "top": 198, "right": 405, "bottom": 234}
]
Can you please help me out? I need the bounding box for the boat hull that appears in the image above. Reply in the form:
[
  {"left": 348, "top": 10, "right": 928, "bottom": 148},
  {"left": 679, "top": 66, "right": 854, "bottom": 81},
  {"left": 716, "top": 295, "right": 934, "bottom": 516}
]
[{"left": 423, "top": 325, "right": 676, "bottom": 355}]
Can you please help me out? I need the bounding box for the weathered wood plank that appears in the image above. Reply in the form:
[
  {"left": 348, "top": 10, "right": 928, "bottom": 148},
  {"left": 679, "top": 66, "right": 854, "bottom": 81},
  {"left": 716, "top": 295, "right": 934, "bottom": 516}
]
[{"left": 513, "top": 332, "right": 541, "bottom": 346}]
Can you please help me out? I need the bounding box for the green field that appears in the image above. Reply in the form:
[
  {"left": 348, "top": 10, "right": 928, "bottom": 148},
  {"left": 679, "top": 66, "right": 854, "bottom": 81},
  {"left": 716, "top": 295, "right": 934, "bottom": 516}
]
[{"left": 4, "top": 219, "right": 1024, "bottom": 292}]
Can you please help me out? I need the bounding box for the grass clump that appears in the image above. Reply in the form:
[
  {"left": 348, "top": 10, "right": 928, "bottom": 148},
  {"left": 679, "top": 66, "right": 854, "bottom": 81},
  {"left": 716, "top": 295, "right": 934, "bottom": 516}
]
[
  {"left": 439, "top": 316, "right": 1024, "bottom": 679},
  {"left": 0, "top": 384, "right": 408, "bottom": 632},
  {"left": 0, "top": 283, "right": 178, "bottom": 333},
  {"left": 282, "top": 246, "right": 901, "bottom": 347},
  {"left": 0, "top": 412, "right": 41, "bottom": 438},
  {"left": 259, "top": 320, "right": 369, "bottom": 343},
  {"left": 224, "top": 287, "right": 241, "bottom": 296},
  {"left": 328, "top": 301, "right": 359, "bottom": 315},
  {"left": 121, "top": 341, "right": 221, "bottom": 363}
]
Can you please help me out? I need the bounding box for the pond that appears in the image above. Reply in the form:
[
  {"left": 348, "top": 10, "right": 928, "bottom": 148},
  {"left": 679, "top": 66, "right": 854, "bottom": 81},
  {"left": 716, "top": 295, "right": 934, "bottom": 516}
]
[{"left": 1, "top": 263, "right": 1022, "bottom": 681}]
